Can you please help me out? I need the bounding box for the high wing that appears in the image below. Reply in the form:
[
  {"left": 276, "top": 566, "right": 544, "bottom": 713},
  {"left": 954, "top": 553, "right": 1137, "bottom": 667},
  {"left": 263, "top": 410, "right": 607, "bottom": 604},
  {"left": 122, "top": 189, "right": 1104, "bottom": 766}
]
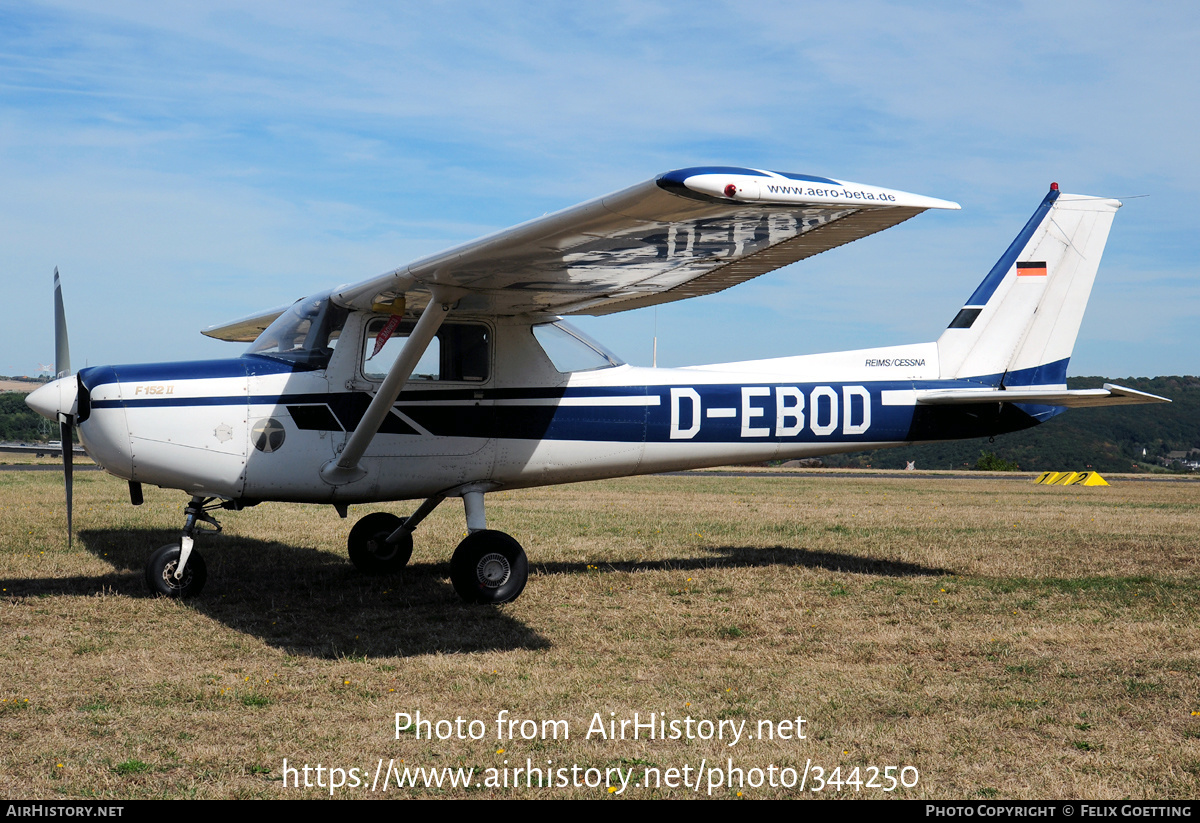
[
  {"left": 206, "top": 167, "right": 958, "bottom": 339},
  {"left": 335, "top": 167, "right": 960, "bottom": 317}
]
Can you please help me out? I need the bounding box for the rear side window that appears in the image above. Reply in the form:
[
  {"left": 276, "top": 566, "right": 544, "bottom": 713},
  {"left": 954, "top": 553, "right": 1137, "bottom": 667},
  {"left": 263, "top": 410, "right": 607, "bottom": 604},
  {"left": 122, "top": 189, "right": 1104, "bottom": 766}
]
[{"left": 363, "top": 319, "right": 489, "bottom": 382}]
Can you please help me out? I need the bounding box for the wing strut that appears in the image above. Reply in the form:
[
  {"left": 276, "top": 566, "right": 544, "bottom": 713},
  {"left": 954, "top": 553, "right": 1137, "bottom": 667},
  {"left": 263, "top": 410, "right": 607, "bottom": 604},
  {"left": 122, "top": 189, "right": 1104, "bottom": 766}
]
[{"left": 320, "top": 293, "right": 451, "bottom": 485}]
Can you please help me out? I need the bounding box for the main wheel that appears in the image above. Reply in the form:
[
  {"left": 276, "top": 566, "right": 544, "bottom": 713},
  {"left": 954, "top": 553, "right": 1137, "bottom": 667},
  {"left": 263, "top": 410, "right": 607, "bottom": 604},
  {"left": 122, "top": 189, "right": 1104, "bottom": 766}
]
[
  {"left": 145, "top": 543, "right": 207, "bottom": 598},
  {"left": 347, "top": 512, "right": 413, "bottom": 574},
  {"left": 450, "top": 530, "right": 528, "bottom": 605}
]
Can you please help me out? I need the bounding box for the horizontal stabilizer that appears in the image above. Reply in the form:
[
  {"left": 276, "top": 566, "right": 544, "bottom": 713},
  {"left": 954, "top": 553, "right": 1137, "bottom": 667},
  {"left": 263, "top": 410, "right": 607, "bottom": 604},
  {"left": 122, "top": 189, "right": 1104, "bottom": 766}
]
[{"left": 914, "top": 383, "right": 1170, "bottom": 408}]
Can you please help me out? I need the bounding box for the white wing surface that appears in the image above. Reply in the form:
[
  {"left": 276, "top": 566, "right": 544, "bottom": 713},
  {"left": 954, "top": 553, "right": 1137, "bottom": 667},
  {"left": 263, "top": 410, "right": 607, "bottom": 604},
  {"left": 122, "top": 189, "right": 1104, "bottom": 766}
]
[
  {"left": 325, "top": 167, "right": 959, "bottom": 318},
  {"left": 202, "top": 305, "right": 290, "bottom": 342}
]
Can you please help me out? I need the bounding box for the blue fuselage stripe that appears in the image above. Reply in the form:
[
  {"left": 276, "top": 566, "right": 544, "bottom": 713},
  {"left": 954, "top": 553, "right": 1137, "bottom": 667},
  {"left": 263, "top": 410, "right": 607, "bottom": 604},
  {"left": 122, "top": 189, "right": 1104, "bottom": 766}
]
[{"left": 91, "top": 378, "right": 1057, "bottom": 445}]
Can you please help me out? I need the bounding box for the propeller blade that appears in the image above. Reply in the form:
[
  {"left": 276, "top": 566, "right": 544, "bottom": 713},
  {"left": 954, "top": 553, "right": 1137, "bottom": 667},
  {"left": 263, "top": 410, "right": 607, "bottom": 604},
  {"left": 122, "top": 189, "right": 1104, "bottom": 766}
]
[
  {"left": 54, "top": 267, "right": 71, "bottom": 378},
  {"left": 53, "top": 268, "right": 75, "bottom": 547},
  {"left": 61, "top": 419, "right": 73, "bottom": 548}
]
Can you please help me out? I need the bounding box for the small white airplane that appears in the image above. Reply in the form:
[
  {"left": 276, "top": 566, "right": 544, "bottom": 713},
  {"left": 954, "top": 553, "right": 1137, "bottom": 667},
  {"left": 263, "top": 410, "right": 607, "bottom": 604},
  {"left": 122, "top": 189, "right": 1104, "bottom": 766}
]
[{"left": 27, "top": 167, "right": 1168, "bottom": 605}]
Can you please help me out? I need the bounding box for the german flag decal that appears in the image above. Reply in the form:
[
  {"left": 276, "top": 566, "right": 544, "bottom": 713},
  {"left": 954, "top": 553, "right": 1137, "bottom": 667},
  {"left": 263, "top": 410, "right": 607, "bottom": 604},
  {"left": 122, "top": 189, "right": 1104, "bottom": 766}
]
[{"left": 1016, "top": 261, "right": 1047, "bottom": 276}]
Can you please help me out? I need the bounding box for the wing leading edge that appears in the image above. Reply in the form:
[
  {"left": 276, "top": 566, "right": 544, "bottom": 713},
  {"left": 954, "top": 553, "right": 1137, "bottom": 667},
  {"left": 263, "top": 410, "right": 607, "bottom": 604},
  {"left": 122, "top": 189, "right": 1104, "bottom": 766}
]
[{"left": 322, "top": 167, "right": 959, "bottom": 319}]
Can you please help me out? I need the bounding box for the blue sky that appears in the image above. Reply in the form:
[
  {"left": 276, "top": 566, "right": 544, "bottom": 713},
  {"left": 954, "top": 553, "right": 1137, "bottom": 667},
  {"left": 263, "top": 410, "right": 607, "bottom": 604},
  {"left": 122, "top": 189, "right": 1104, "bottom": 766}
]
[{"left": 3, "top": 1, "right": 1197, "bottom": 378}]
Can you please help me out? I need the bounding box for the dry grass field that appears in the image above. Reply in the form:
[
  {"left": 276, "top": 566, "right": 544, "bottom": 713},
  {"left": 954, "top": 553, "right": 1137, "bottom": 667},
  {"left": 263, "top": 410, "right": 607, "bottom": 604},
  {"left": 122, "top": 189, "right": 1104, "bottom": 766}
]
[
  {"left": 1, "top": 468, "right": 1198, "bottom": 799},
  {"left": 0, "top": 380, "right": 45, "bottom": 393}
]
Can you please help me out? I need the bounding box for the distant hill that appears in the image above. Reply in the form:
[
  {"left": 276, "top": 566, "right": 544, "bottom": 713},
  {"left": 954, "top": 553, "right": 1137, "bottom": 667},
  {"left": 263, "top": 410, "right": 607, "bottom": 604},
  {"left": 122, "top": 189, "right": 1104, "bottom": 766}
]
[{"left": 822, "top": 376, "right": 1200, "bottom": 473}]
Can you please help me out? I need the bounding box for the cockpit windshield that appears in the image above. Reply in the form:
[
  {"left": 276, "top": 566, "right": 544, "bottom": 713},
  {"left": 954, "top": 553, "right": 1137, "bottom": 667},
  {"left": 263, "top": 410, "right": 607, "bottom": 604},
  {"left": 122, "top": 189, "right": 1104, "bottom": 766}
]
[{"left": 245, "top": 291, "right": 348, "bottom": 369}]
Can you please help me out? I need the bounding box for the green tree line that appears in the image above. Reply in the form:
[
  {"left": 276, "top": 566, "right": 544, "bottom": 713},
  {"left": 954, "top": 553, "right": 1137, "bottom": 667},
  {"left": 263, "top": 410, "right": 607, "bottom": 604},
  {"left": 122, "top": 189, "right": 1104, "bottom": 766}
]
[{"left": 0, "top": 392, "right": 51, "bottom": 442}]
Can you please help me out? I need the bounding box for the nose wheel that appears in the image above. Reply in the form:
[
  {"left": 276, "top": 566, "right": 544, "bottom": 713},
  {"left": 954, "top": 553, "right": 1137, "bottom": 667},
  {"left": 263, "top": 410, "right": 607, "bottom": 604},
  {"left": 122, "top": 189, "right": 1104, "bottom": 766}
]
[
  {"left": 145, "top": 543, "right": 207, "bottom": 598},
  {"left": 450, "top": 530, "right": 528, "bottom": 605}
]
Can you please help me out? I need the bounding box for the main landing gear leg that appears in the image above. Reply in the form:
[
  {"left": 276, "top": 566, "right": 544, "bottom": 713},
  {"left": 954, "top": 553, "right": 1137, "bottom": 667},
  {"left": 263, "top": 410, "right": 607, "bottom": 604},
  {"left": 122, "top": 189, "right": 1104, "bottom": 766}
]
[
  {"left": 450, "top": 489, "right": 528, "bottom": 605},
  {"left": 145, "top": 495, "right": 219, "bottom": 598}
]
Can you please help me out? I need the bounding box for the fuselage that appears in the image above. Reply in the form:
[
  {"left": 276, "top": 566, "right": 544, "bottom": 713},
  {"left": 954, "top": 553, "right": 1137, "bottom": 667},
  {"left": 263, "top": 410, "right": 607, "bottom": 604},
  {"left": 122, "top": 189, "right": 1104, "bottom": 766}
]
[{"left": 45, "top": 312, "right": 1055, "bottom": 505}]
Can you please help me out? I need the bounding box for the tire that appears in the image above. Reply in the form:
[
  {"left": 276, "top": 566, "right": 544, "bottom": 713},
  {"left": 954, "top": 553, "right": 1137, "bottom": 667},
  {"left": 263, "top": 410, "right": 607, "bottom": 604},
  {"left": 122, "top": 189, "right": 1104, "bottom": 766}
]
[
  {"left": 450, "top": 530, "right": 528, "bottom": 605},
  {"left": 145, "top": 543, "right": 207, "bottom": 598},
  {"left": 347, "top": 512, "right": 413, "bottom": 574}
]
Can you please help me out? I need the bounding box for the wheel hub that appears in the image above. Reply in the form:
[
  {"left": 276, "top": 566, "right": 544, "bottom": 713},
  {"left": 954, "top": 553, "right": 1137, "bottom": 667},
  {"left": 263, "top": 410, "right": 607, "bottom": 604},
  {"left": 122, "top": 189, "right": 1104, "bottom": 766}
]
[
  {"left": 367, "top": 534, "right": 398, "bottom": 561},
  {"left": 162, "top": 560, "right": 190, "bottom": 590},
  {"left": 476, "top": 552, "right": 511, "bottom": 588}
]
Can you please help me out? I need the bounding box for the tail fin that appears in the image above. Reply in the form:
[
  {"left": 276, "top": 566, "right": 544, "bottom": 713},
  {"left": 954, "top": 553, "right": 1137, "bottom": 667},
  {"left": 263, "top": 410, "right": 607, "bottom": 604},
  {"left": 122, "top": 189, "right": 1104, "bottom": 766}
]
[{"left": 937, "top": 186, "right": 1121, "bottom": 387}]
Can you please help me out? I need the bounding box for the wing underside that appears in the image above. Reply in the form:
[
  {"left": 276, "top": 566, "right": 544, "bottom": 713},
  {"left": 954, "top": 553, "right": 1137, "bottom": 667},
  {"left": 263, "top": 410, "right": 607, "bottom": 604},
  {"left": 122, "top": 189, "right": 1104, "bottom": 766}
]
[
  {"left": 332, "top": 168, "right": 959, "bottom": 318},
  {"left": 201, "top": 305, "right": 288, "bottom": 343}
]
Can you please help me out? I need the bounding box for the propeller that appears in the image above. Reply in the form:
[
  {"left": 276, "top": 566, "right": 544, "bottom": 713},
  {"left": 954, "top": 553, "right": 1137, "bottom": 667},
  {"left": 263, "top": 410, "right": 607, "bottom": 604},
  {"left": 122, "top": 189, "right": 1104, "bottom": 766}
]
[
  {"left": 26, "top": 270, "right": 85, "bottom": 546},
  {"left": 54, "top": 267, "right": 71, "bottom": 380},
  {"left": 28, "top": 270, "right": 108, "bottom": 547},
  {"left": 61, "top": 418, "right": 73, "bottom": 547},
  {"left": 28, "top": 267, "right": 77, "bottom": 548},
  {"left": 54, "top": 267, "right": 75, "bottom": 547}
]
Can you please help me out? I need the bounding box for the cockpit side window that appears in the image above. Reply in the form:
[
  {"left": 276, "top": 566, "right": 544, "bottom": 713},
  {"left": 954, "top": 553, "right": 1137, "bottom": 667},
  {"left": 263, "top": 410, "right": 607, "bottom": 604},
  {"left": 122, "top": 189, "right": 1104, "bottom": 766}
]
[
  {"left": 363, "top": 319, "right": 490, "bottom": 382},
  {"left": 245, "top": 293, "right": 348, "bottom": 369},
  {"left": 532, "top": 321, "right": 624, "bottom": 373}
]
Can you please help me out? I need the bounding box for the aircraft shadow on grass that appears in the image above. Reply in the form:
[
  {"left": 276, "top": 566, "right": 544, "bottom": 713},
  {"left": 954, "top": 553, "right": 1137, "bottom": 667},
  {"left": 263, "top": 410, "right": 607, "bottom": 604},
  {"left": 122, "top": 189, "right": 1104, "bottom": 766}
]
[
  {"left": 4, "top": 529, "right": 950, "bottom": 659},
  {"left": 58, "top": 528, "right": 549, "bottom": 659},
  {"left": 534, "top": 546, "right": 950, "bottom": 578}
]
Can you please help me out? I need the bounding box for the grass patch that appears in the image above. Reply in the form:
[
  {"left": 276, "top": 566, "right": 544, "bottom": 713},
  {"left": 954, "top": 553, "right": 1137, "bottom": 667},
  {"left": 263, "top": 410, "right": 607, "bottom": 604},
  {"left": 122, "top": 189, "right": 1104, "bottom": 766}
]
[
  {"left": 239, "top": 691, "right": 272, "bottom": 708},
  {"left": 114, "top": 759, "right": 151, "bottom": 775}
]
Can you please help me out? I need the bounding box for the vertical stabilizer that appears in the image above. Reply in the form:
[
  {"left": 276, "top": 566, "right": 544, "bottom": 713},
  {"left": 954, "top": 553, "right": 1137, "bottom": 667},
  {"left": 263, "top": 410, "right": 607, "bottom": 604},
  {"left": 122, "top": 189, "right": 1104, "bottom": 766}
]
[{"left": 937, "top": 187, "right": 1120, "bottom": 387}]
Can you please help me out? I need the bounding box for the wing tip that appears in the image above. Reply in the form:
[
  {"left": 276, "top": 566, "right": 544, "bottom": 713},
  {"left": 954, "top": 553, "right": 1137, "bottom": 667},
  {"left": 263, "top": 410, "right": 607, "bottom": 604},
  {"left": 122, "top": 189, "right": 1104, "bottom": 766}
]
[{"left": 659, "top": 167, "right": 959, "bottom": 210}]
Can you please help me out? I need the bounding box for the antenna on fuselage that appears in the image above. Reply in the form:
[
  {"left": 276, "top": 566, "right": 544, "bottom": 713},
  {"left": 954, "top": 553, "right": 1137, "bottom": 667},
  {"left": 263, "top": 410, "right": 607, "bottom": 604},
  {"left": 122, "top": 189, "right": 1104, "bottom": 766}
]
[{"left": 652, "top": 306, "right": 658, "bottom": 368}]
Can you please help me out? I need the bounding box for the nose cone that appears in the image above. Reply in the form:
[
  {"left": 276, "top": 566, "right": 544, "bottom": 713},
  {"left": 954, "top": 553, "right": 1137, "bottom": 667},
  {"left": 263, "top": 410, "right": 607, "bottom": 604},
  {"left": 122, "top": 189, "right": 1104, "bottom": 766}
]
[{"left": 27, "top": 376, "right": 78, "bottom": 422}]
